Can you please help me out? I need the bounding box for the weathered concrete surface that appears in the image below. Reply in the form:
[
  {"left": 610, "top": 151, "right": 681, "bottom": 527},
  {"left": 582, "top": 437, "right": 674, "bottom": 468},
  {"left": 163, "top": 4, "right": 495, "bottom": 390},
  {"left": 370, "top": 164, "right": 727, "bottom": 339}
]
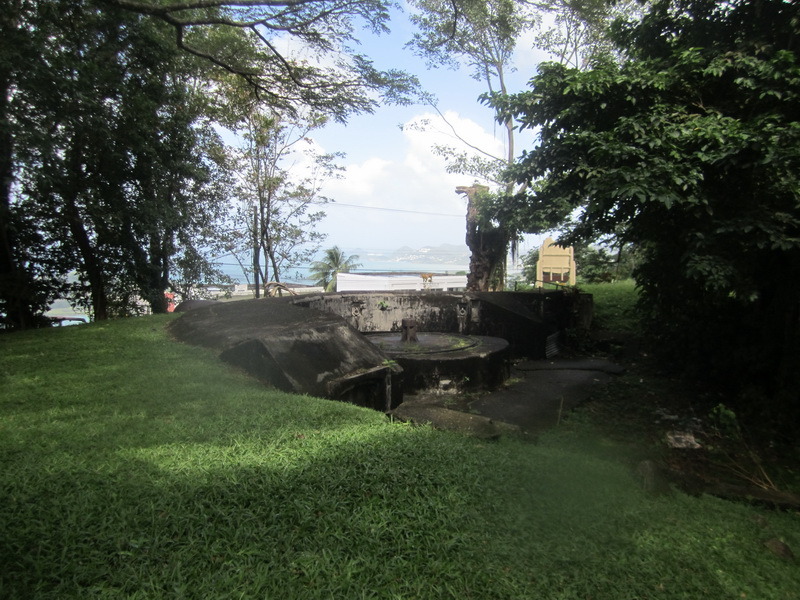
[
  {"left": 468, "top": 360, "right": 619, "bottom": 434},
  {"left": 391, "top": 400, "right": 521, "bottom": 440},
  {"left": 295, "top": 292, "right": 469, "bottom": 334},
  {"left": 168, "top": 298, "right": 401, "bottom": 411},
  {"left": 295, "top": 290, "right": 583, "bottom": 359},
  {"left": 168, "top": 292, "right": 599, "bottom": 420},
  {"left": 368, "top": 332, "right": 510, "bottom": 393},
  {"left": 393, "top": 358, "right": 623, "bottom": 437},
  {"left": 515, "top": 358, "right": 626, "bottom": 375}
]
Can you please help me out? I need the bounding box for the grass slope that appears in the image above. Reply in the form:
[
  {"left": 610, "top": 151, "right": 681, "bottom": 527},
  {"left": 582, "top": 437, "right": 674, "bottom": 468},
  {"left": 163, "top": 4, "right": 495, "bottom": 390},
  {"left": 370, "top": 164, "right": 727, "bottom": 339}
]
[
  {"left": 580, "top": 280, "right": 640, "bottom": 334},
  {"left": 1, "top": 316, "right": 799, "bottom": 599}
]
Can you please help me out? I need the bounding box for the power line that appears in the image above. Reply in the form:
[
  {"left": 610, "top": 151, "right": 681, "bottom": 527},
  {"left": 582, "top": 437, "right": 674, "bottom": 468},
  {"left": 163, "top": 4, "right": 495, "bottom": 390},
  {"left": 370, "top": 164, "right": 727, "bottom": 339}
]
[{"left": 328, "top": 202, "right": 464, "bottom": 217}]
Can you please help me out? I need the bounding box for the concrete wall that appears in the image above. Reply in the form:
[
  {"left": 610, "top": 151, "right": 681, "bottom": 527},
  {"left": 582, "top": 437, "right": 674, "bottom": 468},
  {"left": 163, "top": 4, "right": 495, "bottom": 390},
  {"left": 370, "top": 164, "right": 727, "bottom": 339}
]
[
  {"left": 336, "top": 272, "right": 467, "bottom": 292},
  {"left": 170, "top": 290, "right": 594, "bottom": 412},
  {"left": 295, "top": 292, "right": 468, "bottom": 334},
  {"left": 169, "top": 298, "right": 403, "bottom": 411},
  {"left": 294, "top": 289, "right": 590, "bottom": 359}
]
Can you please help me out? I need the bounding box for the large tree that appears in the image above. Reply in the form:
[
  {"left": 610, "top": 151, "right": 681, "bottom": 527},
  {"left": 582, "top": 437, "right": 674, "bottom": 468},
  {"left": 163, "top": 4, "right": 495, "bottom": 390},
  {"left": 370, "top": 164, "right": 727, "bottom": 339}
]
[
  {"left": 0, "top": 2, "right": 64, "bottom": 329},
  {"left": 1, "top": 0, "right": 417, "bottom": 328},
  {"left": 407, "top": 0, "right": 537, "bottom": 291},
  {"left": 528, "top": 0, "right": 638, "bottom": 69},
  {"left": 492, "top": 0, "right": 800, "bottom": 430},
  {"left": 9, "top": 3, "right": 231, "bottom": 319},
  {"left": 105, "top": 0, "right": 418, "bottom": 121},
  {"left": 406, "top": 0, "right": 630, "bottom": 290}
]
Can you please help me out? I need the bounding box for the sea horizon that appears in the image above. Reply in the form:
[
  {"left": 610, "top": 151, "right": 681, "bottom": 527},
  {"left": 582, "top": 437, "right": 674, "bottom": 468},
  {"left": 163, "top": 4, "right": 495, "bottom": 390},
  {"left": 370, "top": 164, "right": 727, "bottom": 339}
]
[{"left": 224, "top": 259, "right": 471, "bottom": 287}]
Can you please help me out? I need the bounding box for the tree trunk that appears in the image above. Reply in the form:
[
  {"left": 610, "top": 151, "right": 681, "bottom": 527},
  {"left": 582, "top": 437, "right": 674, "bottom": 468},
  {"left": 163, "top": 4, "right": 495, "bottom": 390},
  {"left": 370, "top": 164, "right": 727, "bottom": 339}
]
[
  {"left": 63, "top": 195, "right": 108, "bottom": 321},
  {"left": 143, "top": 187, "right": 176, "bottom": 314},
  {"left": 267, "top": 246, "right": 281, "bottom": 283},
  {"left": 252, "top": 205, "right": 260, "bottom": 298},
  {"left": 144, "top": 233, "right": 169, "bottom": 313},
  {"left": 0, "top": 54, "right": 41, "bottom": 329},
  {"left": 63, "top": 134, "right": 108, "bottom": 321},
  {"left": 458, "top": 185, "right": 507, "bottom": 292},
  {"left": 265, "top": 241, "right": 282, "bottom": 296}
]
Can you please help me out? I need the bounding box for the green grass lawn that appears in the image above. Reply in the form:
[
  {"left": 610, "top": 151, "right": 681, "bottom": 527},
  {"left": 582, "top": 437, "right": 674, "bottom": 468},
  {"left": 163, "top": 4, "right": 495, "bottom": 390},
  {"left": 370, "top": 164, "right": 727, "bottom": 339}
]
[
  {"left": 580, "top": 280, "right": 641, "bottom": 333},
  {"left": 2, "top": 316, "right": 799, "bottom": 599}
]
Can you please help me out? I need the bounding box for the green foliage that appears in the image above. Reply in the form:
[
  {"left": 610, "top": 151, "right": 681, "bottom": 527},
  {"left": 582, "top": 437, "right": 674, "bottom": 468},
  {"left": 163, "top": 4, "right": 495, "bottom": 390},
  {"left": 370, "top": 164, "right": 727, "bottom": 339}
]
[
  {"left": 309, "top": 246, "right": 361, "bottom": 291},
  {"left": 109, "top": 0, "right": 419, "bottom": 122},
  {"left": 491, "top": 0, "right": 800, "bottom": 432},
  {"left": 520, "top": 247, "right": 539, "bottom": 284},
  {"left": 532, "top": 0, "right": 639, "bottom": 69},
  {"left": 226, "top": 109, "right": 339, "bottom": 289},
  {"left": 709, "top": 403, "right": 743, "bottom": 440},
  {"left": 2, "top": 2, "right": 232, "bottom": 322},
  {"left": 406, "top": 0, "right": 633, "bottom": 290},
  {"left": 574, "top": 242, "right": 638, "bottom": 283},
  {"left": 407, "top": 0, "right": 528, "bottom": 80},
  {"left": 1, "top": 0, "right": 421, "bottom": 329},
  {"left": 2, "top": 317, "right": 800, "bottom": 598},
  {"left": 406, "top": 0, "right": 531, "bottom": 292}
]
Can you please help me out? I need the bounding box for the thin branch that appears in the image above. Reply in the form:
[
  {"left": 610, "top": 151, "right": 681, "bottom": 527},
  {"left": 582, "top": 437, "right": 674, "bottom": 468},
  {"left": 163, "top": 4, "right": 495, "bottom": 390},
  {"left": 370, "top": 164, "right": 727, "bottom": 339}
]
[
  {"left": 106, "top": 0, "right": 389, "bottom": 111},
  {"left": 172, "top": 25, "right": 283, "bottom": 99},
  {"left": 256, "top": 32, "right": 329, "bottom": 91},
  {"left": 107, "top": 0, "right": 322, "bottom": 16},
  {"left": 428, "top": 102, "right": 505, "bottom": 164}
]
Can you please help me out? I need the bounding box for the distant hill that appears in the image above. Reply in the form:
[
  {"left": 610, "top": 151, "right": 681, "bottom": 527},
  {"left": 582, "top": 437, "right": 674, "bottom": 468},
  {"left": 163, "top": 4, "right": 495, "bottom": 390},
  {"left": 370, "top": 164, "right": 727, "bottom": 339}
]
[{"left": 351, "top": 244, "right": 470, "bottom": 266}]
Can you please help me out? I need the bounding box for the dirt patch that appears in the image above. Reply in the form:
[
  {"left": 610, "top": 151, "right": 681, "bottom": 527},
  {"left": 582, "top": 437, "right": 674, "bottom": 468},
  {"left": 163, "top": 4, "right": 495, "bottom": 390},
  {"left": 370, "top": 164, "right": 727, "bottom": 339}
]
[
  {"left": 391, "top": 357, "right": 623, "bottom": 437},
  {"left": 573, "top": 350, "right": 800, "bottom": 509}
]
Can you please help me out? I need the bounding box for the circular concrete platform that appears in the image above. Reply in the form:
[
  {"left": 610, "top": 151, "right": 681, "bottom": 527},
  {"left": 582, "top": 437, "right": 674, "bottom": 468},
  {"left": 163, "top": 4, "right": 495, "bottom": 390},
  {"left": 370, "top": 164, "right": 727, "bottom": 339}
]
[
  {"left": 367, "top": 333, "right": 500, "bottom": 356},
  {"left": 366, "top": 332, "right": 510, "bottom": 393}
]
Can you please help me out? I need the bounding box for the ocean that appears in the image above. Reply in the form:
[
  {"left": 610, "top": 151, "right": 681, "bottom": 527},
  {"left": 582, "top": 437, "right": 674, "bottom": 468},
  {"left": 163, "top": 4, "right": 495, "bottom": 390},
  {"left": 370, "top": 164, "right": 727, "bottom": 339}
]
[{"left": 222, "top": 259, "right": 471, "bottom": 286}]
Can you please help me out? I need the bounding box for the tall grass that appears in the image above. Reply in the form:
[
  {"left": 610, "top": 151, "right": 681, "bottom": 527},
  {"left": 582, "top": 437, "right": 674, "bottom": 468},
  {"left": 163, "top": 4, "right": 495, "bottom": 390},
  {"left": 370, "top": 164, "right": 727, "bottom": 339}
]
[
  {"left": 1, "top": 316, "right": 798, "bottom": 599},
  {"left": 581, "top": 280, "right": 640, "bottom": 333}
]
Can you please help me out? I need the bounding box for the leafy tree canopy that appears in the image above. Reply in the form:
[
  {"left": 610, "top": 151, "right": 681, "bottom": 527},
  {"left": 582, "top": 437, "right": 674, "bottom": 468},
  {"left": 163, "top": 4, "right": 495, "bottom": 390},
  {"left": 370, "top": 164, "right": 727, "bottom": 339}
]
[
  {"left": 7, "top": 3, "right": 232, "bottom": 320},
  {"left": 104, "top": 0, "right": 420, "bottom": 120},
  {"left": 226, "top": 108, "right": 338, "bottom": 293},
  {"left": 1, "top": 0, "right": 419, "bottom": 328},
  {"left": 493, "top": 0, "right": 800, "bottom": 296},
  {"left": 490, "top": 0, "right": 800, "bottom": 431}
]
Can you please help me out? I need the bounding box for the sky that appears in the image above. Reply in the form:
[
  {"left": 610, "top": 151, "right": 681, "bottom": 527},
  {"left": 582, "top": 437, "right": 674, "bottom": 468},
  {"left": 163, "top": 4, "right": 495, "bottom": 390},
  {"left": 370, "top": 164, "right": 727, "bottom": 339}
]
[{"left": 290, "top": 5, "right": 554, "bottom": 266}]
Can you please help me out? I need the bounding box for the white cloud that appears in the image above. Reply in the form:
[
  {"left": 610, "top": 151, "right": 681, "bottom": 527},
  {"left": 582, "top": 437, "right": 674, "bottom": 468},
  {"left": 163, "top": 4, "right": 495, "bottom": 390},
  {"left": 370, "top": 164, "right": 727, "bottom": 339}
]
[
  {"left": 403, "top": 110, "right": 507, "bottom": 169},
  {"left": 327, "top": 157, "right": 393, "bottom": 198},
  {"left": 313, "top": 110, "right": 515, "bottom": 251}
]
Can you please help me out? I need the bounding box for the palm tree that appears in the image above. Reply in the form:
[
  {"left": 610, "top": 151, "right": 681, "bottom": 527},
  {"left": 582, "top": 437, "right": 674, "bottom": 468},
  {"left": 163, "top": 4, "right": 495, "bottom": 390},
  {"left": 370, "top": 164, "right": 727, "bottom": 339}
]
[{"left": 310, "top": 246, "right": 361, "bottom": 292}]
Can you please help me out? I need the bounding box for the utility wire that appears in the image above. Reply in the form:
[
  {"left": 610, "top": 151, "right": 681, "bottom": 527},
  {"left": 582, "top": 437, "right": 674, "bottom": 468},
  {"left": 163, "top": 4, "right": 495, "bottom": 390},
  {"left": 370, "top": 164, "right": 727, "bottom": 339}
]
[
  {"left": 326, "top": 202, "right": 464, "bottom": 217},
  {"left": 215, "top": 203, "right": 463, "bottom": 238}
]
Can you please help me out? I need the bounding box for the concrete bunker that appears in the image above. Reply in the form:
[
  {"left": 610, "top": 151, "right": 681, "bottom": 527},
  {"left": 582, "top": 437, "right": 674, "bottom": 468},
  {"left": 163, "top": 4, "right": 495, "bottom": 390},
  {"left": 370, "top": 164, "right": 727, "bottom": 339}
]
[
  {"left": 168, "top": 298, "right": 402, "bottom": 412},
  {"left": 169, "top": 289, "right": 591, "bottom": 412},
  {"left": 367, "top": 330, "right": 510, "bottom": 394}
]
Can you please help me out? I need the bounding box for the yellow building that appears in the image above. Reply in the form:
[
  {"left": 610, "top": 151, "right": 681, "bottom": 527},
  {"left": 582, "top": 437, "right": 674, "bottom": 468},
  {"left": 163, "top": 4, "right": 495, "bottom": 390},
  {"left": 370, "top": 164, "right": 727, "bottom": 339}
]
[{"left": 536, "top": 237, "right": 576, "bottom": 287}]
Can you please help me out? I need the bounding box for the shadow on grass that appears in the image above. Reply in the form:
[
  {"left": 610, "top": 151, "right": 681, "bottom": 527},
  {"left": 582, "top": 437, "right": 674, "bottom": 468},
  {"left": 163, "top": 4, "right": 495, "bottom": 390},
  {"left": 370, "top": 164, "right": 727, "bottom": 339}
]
[
  {"left": 2, "top": 316, "right": 799, "bottom": 599},
  {"left": 5, "top": 420, "right": 799, "bottom": 599}
]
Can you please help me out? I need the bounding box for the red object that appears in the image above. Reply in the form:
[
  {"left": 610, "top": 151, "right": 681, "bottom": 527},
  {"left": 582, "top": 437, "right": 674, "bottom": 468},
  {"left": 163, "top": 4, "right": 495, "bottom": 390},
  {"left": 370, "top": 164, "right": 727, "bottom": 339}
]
[{"left": 165, "top": 292, "right": 176, "bottom": 313}]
